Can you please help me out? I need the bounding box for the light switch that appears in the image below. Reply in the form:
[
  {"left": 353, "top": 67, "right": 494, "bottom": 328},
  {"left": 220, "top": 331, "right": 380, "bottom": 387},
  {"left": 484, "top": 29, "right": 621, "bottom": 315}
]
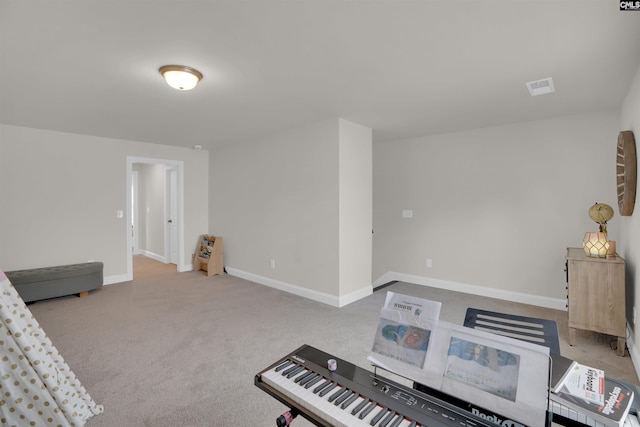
[
  {"left": 116, "top": 210, "right": 124, "bottom": 219},
  {"left": 402, "top": 210, "right": 413, "bottom": 218}
]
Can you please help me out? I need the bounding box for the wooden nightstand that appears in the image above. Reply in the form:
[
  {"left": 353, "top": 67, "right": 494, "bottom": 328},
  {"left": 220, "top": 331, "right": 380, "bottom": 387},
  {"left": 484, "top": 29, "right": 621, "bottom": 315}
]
[{"left": 565, "top": 247, "right": 626, "bottom": 356}]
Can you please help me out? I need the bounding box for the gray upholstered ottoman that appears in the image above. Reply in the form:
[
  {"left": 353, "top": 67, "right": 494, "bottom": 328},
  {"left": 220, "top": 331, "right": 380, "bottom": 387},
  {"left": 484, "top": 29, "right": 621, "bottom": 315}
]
[{"left": 6, "top": 262, "right": 103, "bottom": 303}]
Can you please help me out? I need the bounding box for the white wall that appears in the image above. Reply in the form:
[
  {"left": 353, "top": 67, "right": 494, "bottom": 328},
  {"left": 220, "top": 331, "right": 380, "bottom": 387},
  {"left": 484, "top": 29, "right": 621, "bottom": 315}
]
[
  {"left": 338, "top": 119, "right": 372, "bottom": 298},
  {"left": 210, "top": 119, "right": 340, "bottom": 298},
  {"left": 373, "top": 111, "right": 620, "bottom": 308},
  {"left": 0, "top": 125, "right": 209, "bottom": 282},
  {"left": 210, "top": 118, "right": 372, "bottom": 306},
  {"left": 620, "top": 64, "right": 640, "bottom": 364},
  {"left": 0, "top": 107, "right": 630, "bottom": 312}
]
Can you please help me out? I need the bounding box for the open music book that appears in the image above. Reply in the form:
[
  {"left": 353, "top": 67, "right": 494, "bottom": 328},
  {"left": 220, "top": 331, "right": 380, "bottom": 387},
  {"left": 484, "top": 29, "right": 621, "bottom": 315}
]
[{"left": 368, "top": 292, "right": 551, "bottom": 427}]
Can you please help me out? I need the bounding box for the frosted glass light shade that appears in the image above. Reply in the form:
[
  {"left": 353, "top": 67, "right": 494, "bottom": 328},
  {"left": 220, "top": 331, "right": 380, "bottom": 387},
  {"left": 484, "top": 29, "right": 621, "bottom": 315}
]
[
  {"left": 159, "top": 65, "right": 202, "bottom": 91},
  {"left": 583, "top": 232, "right": 609, "bottom": 258}
]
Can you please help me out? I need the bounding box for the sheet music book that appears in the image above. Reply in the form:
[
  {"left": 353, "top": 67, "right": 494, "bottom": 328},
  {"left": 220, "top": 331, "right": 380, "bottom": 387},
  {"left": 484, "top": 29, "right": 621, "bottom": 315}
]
[
  {"left": 368, "top": 292, "right": 550, "bottom": 427},
  {"left": 369, "top": 292, "right": 442, "bottom": 386}
]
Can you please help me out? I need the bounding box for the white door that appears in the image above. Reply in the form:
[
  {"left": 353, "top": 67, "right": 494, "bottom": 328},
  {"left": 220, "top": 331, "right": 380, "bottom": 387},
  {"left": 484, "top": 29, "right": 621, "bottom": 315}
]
[{"left": 167, "top": 168, "right": 179, "bottom": 264}]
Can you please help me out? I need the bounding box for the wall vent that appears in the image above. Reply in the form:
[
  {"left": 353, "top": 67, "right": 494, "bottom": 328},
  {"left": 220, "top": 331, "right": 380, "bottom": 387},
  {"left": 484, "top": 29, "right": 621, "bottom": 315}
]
[{"left": 526, "top": 77, "right": 555, "bottom": 96}]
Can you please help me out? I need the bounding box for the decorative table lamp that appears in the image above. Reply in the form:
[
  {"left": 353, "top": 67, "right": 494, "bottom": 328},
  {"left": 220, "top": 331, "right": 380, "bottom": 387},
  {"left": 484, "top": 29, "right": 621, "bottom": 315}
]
[
  {"left": 583, "top": 231, "right": 609, "bottom": 258},
  {"left": 583, "top": 203, "right": 614, "bottom": 258}
]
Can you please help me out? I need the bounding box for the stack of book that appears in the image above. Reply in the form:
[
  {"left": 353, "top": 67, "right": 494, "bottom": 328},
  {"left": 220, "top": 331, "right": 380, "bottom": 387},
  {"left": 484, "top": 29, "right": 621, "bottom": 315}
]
[{"left": 550, "top": 355, "right": 635, "bottom": 427}]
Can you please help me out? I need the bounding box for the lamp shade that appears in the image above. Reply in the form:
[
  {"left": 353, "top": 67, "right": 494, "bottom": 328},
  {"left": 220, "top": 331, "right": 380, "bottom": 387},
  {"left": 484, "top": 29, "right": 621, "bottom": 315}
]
[
  {"left": 159, "top": 65, "right": 202, "bottom": 90},
  {"left": 583, "top": 232, "right": 609, "bottom": 258}
]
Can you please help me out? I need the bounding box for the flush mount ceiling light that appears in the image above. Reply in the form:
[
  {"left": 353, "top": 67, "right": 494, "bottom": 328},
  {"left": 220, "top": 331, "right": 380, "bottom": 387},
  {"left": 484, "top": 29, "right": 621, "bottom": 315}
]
[
  {"left": 159, "top": 65, "right": 203, "bottom": 90},
  {"left": 526, "top": 77, "right": 555, "bottom": 96}
]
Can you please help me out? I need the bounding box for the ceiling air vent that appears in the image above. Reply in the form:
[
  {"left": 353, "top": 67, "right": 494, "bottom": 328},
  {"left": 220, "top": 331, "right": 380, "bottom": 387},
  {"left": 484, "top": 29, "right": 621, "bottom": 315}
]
[{"left": 526, "top": 77, "right": 555, "bottom": 96}]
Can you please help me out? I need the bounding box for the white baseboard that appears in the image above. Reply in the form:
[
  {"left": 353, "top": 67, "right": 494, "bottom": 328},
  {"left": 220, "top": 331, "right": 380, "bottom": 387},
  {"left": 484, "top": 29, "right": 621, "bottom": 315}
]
[
  {"left": 178, "top": 263, "right": 193, "bottom": 273},
  {"left": 626, "top": 326, "right": 640, "bottom": 380},
  {"left": 225, "top": 268, "right": 566, "bottom": 310},
  {"left": 225, "top": 267, "right": 372, "bottom": 308},
  {"left": 103, "top": 274, "right": 128, "bottom": 285},
  {"left": 140, "top": 250, "right": 165, "bottom": 263},
  {"left": 373, "top": 271, "right": 568, "bottom": 311}
]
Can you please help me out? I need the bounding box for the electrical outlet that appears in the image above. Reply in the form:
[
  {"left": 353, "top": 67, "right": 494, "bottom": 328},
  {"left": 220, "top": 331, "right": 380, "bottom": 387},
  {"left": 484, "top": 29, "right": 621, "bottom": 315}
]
[{"left": 427, "top": 259, "right": 433, "bottom": 268}]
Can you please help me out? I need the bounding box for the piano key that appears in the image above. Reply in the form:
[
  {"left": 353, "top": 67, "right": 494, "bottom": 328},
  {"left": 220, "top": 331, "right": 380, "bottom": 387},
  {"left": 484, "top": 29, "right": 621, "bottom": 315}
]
[
  {"left": 263, "top": 369, "right": 327, "bottom": 419},
  {"left": 551, "top": 399, "right": 598, "bottom": 427},
  {"left": 328, "top": 386, "right": 349, "bottom": 403},
  {"left": 359, "top": 400, "right": 378, "bottom": 419},
  {"left": 273, "top": 370, "right": 333, "bottom": 421},
  {"left": 579, "top": 412, "right": 589, "bottom": 425},
  {"left": 286, "top": 365, "right": 305, "bottom": 378},
  {"left": 298, "top": 372, "right": 317, "bottom": 387},
  {"left": 370, "top": 406, "right": 389, "bottom": 425},
  {"left": 289, "top": 369, "right": 310, "bottom": 385},
  {"left": 258, "top": 346, "right": 539, "bottom": 427},
  {"left": 304, "top": 375, "right": 322, "bottom": 389},
  {"left": 322, "top": 390, "right": 361, "bottom": 426},
  {"left": 347, "top": 396, "right": 368, "bottom": 419},
  {"left": 361, "top": 405, "right": 387, "bottom": 426},
  {"left": 281, "top": 363, "right": 300, "bottom": 376},
  {"left": 262, "top": 367, "right": 384, "bottom": 427},
  {"left": 275, "top": 360, "right": 293, "bottom": 372},
  {"left": 313, "top": 378, "right": 332, "bottom": 394},
  {"left": 335, "top": 389, "right": 353, "bottom": 405},
  {"left": 568, "top": 408, "right": 578, "bottom": 422},
  {"left": 339, "top": 395, "right": 366, "bottom": 424},
  {"left": 342, "top": 395, "right": 365, "bottom": 413},
  {"left": 341, "top": 392, "right": 359, "bottom": 409},
  {"left": 351, "top": 398, "right": 369, "bottom": 415},
  {"left": 319, "top": 382, "right": 338, "bottom": 397},
  {"left": 264, "top": 373, "right": 410, "bottom": 427},
  {"left": 294, "top": 370, "right": 315, "bottom": 384},
  {"left": 379, "top": 410, "right": 397, "bottom": 427}
]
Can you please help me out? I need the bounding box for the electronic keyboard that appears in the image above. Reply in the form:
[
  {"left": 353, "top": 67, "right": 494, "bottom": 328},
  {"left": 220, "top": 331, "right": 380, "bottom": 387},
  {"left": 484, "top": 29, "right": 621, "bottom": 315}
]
[
  {"left": 255, "top": 344, "right": 502, "bottom": 427},
  {"left": 256, "top": 344, "right": 640, "bottom": 427}
]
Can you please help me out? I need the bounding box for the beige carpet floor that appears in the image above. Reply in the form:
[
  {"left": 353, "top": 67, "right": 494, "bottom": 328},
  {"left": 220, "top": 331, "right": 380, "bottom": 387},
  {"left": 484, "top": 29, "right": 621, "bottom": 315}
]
[{"left": 24, "top": 256, "right": 638, "bottom": 427}]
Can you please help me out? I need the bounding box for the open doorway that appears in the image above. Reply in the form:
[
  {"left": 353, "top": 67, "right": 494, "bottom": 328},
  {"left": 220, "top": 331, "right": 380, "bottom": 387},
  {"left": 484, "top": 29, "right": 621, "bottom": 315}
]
[{"left": 126, "top": 157, "right": 185, "bottom": 280}]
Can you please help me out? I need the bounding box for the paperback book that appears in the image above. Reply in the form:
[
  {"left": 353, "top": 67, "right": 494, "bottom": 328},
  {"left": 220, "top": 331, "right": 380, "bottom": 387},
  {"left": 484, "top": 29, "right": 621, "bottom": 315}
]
[
  {"left": 555, "top": 361, "right": 605, "bottom": 405},
  {"left": 553, "top": 376, "right": 634, "bottom": 427},
  {"left": 550, "top": 355, "right": 577, "bottom": 394}
]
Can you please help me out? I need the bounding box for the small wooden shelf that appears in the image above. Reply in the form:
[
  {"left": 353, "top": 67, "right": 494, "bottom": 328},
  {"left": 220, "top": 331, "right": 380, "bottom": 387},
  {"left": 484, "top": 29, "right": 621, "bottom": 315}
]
[
  {"left": 194, "top": 235, "right": 224, "bottom": 276},
  {"left": 565, "top": 247, "right": 626, "bottom": 356}
]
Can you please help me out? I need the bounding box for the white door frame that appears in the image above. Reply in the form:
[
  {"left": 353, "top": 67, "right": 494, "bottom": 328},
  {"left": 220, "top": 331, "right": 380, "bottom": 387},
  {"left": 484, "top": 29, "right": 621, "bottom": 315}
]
[
  {"left": 165, "top": 166, "right": 179, "bottom": 265},
  {"left": 131, "top": 170, "right": 140, "bottom": 255},
  {"left": 126, "top": 156, "right": 185, "bottom": 280}
]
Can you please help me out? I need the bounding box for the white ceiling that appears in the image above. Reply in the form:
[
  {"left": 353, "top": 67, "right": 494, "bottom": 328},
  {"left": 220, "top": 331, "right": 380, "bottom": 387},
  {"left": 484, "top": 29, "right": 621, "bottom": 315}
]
[{"left": 2, "top": 1, "right": 640, "bottom": 150}]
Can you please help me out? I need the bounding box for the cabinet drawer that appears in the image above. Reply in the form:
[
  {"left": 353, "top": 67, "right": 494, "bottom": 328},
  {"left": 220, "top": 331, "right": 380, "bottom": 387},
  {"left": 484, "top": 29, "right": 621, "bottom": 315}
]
[{"left": 566, "top": 248, "right": 625, "bottom": 337}]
